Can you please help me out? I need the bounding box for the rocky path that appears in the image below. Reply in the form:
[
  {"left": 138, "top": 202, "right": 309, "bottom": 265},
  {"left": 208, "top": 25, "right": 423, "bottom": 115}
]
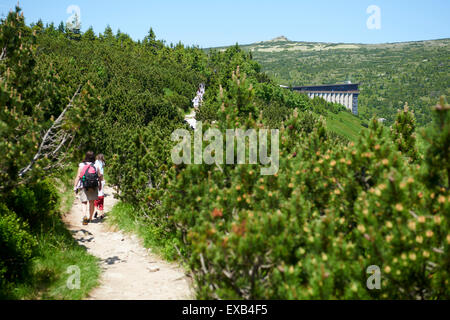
[{"left": 63, "top": 186, "right": 193, "bottom": 300}]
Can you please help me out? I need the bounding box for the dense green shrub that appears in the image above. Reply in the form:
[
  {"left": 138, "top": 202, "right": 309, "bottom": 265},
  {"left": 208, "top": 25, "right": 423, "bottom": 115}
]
[
  {"left": 148, "top": 71, "right": 449, "bottom": 299},
  {"left": 0, "top": 204, "right": 37, "bottom": 288},
  {"left": 7, "top": 179, "right": 59, "bottom": 230},
  {"left": 0, "top": 7, "right": 101, "bottom": 193},
  {"left": 391, "top": 103, "right": 419, "bottom": 162}
]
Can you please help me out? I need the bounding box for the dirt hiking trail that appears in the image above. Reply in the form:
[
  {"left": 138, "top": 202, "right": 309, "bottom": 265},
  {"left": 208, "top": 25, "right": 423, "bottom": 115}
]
[{"left": 63, "top": 185, "right": 194, "bottom": 300}]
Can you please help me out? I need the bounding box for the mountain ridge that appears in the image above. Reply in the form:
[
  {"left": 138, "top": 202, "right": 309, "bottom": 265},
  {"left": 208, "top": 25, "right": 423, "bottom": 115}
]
[
  {"left": 206, "top": 37, "right": 449, "bottom": 126},
  {"left": 254, "top": 37, "right": 450, "bottom": 44},
  {"left": 208, "top": 37, "right": 450, "bottom": 52}
]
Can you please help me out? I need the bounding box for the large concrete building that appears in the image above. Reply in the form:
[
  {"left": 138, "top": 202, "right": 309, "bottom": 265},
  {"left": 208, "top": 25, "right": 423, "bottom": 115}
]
[{"left": 290, "top": 83, "right": 360, "bottom": 115}]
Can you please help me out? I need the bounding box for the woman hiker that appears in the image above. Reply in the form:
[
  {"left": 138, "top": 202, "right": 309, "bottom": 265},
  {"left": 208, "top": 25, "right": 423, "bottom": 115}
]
[{"left": 74, "top": 151, "right": 103, "bottom": 225}]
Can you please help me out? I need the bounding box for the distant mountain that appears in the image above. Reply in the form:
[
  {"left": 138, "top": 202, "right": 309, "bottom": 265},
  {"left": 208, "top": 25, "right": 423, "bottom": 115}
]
[
  {"left": 262, "top": 35, "right": 290, "bottom": 43},
  {"left": 209, "top": 38, "right": 450, "bottom": 126},
  {"left": 212, "top": 37, "right": 449, "bottom": 54}
]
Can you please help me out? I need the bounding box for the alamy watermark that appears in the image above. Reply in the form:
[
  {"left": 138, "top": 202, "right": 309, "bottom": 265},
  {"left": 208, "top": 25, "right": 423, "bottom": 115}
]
[
  {"left": 171, "top": 122, "right": 279, "bottom": 175},
  {"left": 66, "top": 5, "right": 81, "bottom": 30},
  {"left": 366, "top": 265, "right": 381, "bottom": 290},
  {"left": 367, "top": 5, "right": 381, "bottom": 30},
  {"left": 66, "top": 265, "right": 81, "bottom": 290}
]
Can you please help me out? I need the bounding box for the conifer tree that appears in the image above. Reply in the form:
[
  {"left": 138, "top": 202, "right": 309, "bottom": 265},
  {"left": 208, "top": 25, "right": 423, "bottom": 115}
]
[
  {"left": 422, "top": 96, "right": 450, "bottom": 191},
  {"left": 57, "top": 21, "right": 65, "bottom": 34},
  {"left": 83, "top": 26, "right": 96, "bottom": 41},
  {"left": 391, "top": 103, "right": 419, "bottom": 161},
  {"left": 101, "top": 25, "right": 114, "bottom": 42},
  {"left": 0, "top": 6, "right": 99, "bottom": 190},
  {"left": 143, "top": 27, "right": 162, "bottom": 53}
]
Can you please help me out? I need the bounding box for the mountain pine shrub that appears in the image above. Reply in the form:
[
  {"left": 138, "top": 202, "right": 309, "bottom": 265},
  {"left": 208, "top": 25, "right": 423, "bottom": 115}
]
[{"left": 149, "top": 70, "right": 449, "bottom": 299}]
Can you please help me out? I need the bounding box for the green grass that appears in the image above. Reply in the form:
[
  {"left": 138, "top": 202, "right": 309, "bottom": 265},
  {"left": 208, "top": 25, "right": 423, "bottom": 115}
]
[
  {"left": 2, "top": 171, "right": 101, "bottom": 300},
  {"left": 325, "top": 110, "right": 366, "bottom": 142},
  {"left": 107, "top": 202, "right": 181, "bottom": 261},
  {"left": 60, "top": 186, "right": 75, "bottom": 216},
  {"left": 10, "top": 226, "right": 100, "bottom": 300},
  {"left": 106, "top": 202, "right": 138, "bottom": 233}
]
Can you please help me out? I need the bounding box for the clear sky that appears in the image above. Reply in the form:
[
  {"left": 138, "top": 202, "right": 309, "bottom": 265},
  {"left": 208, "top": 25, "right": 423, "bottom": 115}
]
[{"left": 1, "top": 0, "right": 449, "bottom": 47}]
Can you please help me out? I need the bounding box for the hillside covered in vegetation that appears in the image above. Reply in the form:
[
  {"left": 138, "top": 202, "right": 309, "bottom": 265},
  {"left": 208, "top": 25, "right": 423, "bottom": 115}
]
[
  {"left": 1, "top": 7, "right": 449, "bottom": 300},
  {"left": 211, "top": 37, "right": 450, "bottom": 126}
]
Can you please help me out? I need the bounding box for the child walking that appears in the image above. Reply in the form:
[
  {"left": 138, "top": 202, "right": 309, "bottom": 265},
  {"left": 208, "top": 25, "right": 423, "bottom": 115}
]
[{"left": 94, "top": 154, "right": 106, "bottom": 219}]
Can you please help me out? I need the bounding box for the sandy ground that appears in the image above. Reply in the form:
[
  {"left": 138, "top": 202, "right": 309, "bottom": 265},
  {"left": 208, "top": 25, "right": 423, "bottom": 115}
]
[{"left": 63, "top": 186, "right": 194, "bottom": 300}]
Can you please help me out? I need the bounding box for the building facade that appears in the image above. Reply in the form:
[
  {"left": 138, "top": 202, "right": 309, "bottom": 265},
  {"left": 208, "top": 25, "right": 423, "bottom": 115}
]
[{"left": 290, "top": 83, "right": 360, "bottom": 115}]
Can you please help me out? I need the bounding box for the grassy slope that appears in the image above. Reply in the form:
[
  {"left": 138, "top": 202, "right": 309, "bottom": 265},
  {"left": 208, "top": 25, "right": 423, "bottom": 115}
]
[
  {"left": 4, "top": 171, "right": 100, "bottom": 300},
  {"left": 325, "top": 111, "right": 365, "bottom": 142}
]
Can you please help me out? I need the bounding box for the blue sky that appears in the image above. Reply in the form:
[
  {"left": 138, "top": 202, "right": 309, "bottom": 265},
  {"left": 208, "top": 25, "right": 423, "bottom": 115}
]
[{"left": 1, "top": 0, "right": 449, "bottom": 47}]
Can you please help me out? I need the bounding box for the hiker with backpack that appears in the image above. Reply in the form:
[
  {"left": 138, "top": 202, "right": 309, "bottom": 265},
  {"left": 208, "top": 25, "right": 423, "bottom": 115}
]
[{"left": 73, "top": 151, "right": 103, "bottom": 225}]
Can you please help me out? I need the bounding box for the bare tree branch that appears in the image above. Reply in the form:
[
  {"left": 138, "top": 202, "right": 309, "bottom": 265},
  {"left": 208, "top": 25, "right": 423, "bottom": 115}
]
[
  {"left": 199, "top": 253, "right": 208, "bottom": 275},
  {"left": 18, "top": 85, "right": 82, "bottom": 178},
  {"left": 0, "top": 47, "right": 6, "bottom": 61}
]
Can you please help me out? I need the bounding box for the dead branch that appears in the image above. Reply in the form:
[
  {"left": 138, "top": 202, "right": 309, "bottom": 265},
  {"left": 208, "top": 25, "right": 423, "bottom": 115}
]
[
  {"left": 409, "top": 210, "right": 419, "bottom": 219},
  {"left": 18, "top": 85, "right": 81, "bottom": 178},
  {"left": 199, "top": 253, "right": 208, "bottom": 275},
  {"left": 0, "top": 47, "right": 6, "bottom": 61}
]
